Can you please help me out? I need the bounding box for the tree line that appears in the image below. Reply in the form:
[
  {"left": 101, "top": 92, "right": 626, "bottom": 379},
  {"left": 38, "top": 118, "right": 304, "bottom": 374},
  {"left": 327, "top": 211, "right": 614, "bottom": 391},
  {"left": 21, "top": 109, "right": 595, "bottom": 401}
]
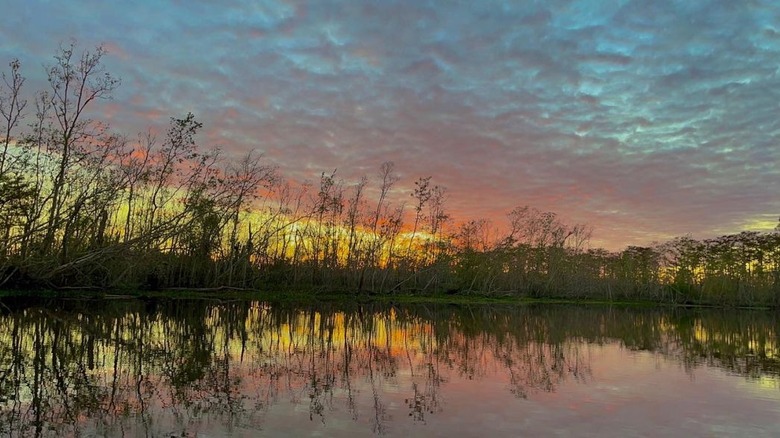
[{"left": 1, "top": 43, "right": 779, "bottom": 305}]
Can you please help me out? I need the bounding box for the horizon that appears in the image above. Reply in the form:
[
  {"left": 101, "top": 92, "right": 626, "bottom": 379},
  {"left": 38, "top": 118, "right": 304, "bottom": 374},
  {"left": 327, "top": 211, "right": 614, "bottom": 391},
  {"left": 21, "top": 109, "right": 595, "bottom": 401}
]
[{"left": 2, "top": 0, "right": 779, "bottom": 250}]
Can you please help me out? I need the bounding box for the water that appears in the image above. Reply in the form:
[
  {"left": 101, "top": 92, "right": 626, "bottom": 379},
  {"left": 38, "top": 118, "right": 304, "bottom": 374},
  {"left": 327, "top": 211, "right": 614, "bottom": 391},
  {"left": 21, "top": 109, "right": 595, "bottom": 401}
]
[{"left": 0, "top": 298, "right": 778, "bottom": 437}]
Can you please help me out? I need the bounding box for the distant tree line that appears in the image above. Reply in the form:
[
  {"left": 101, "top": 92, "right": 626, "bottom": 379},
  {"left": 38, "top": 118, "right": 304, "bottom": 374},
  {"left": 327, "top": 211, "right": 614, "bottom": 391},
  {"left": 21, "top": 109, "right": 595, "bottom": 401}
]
[{"left": 1, "top": 43, "right": 779, "bottom": 305}]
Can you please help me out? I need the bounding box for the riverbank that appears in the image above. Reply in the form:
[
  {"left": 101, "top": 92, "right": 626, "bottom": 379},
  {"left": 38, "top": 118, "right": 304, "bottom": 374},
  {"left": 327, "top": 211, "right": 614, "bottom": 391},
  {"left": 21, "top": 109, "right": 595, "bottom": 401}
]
[{"left": 0, "top": 287, "right": 773, "bottom": 311}]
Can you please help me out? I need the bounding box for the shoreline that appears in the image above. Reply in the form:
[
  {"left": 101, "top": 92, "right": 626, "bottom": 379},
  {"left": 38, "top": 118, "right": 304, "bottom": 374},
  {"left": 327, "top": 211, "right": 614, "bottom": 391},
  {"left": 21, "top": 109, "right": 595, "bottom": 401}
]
[{"left": 0, "top": 287, "right": 773, "bottom": 311}]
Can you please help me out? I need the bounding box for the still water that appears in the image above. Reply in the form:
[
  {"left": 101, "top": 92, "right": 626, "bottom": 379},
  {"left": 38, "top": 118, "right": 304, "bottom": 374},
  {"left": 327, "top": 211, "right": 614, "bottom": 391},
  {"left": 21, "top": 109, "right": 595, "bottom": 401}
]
[{"left": 0, "top": 298, "right": 778, "bottom": 437}]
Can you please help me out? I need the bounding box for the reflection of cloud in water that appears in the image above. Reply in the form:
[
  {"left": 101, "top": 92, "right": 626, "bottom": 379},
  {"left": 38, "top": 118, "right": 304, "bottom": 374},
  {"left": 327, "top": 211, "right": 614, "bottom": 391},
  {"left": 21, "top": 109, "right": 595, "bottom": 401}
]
[{"left": 0, "top": 299, "right": 778, "bottom": 436}]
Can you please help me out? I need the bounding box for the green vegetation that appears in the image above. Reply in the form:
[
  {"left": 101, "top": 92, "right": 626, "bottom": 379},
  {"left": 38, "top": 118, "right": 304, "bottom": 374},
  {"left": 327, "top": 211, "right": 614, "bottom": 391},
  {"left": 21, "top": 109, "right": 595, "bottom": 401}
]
[{"left": 1, "top": 43, "right": 779, "bottom": 306}]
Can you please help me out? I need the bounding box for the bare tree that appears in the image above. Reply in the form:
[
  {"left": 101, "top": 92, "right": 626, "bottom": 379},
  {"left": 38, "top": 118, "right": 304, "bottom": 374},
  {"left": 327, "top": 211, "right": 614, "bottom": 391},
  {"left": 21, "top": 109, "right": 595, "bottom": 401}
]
[
  {"left": 407, "top": 176, "right": 432, "bottom": 259},
  {"left": 0, "top": 59, "right": 27, "bottom": 176},
  {"left": 43, "top": 41, "right": 120, "bottom": 252}
]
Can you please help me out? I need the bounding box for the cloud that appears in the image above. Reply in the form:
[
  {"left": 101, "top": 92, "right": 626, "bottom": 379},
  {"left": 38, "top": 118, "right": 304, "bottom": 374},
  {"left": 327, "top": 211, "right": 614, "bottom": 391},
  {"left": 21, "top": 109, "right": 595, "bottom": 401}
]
[{"left": 2, "top": 0, "right": 779, "bottom": 249}]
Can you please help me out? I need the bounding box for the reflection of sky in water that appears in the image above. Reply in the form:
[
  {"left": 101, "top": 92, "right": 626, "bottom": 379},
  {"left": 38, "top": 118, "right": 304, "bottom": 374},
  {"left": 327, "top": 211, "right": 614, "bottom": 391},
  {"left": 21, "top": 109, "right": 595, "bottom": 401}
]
[
  {"left": 187, "top": 343, "right": 780, "bottom": 437},
  {"left": 534, "top": 347, "right": 780, "bottom": 437},
  {"left": 0, "top": 300, "right": 778, "bottom": 436}
]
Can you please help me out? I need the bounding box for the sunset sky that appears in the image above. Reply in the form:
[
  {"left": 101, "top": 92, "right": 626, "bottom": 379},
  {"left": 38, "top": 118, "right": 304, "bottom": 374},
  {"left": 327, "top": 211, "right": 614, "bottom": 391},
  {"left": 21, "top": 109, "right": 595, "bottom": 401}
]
[{"left": 2, "top": 0, "right": 779, "bottom": 250}]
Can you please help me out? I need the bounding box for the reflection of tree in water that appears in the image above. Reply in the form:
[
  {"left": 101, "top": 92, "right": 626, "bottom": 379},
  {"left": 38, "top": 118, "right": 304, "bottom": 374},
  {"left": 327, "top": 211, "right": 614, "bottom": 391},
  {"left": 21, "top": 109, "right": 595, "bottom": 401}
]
[{"left": 0, "top": 299, "right": 777, "bottom": 436}]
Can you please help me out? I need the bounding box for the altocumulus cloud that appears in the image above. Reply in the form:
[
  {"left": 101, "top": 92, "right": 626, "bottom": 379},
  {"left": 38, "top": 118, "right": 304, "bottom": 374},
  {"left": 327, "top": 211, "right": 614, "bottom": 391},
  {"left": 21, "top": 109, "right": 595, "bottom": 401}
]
[{"left": 1, "top": 0, "right": 779, "bottom": 249}]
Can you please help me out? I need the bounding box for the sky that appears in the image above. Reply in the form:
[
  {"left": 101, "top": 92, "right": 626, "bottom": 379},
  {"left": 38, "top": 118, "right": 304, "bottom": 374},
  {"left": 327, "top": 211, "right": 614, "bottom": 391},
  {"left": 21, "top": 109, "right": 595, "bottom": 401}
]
[{"left": 1, "top": 0, "right": 779, "bottom": 250}]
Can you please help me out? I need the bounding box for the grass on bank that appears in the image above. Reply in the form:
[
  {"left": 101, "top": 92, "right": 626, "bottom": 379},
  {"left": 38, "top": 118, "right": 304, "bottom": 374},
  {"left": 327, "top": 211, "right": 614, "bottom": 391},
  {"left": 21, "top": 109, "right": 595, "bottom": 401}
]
[{"left": 0, "top": 287, "right": 772, "bottom": 310}]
